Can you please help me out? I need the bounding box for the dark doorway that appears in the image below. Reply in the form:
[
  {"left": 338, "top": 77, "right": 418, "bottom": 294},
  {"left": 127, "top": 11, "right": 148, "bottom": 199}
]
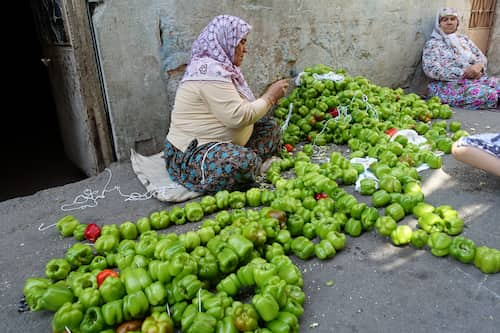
[{"left": 1, "top": 0, "right": 86, "bottom": 202}]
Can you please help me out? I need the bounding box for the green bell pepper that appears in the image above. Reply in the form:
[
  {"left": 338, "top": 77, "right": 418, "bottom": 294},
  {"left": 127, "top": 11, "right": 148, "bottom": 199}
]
[
  {"left": 253, "top": 293, "right": 279, "bottom": 322},
  {"left": 70, "top": 272, "right": 97, "bottom": 298},
  {"left": 101, "top": 224, "right": 120, "bottom": 240},
  {"left": 65, "top": 243, "right": 94, "bottom": 268},
  {"left": 101, "top": 299, "right": 123, "bottom": 326},
  {"left": 168, "top": 252, "right": 198, "bottom": 279},
  {"left": 123, "top": 290, "right": 150, "bottom": 320},
  {"left": 155, "top": 238, "right": 186, "bottom": 261},
  {"left": 119, "top": 221, "right": 138, "bottom": 240},
  {"left": 45, "top": 258, "right": 71, "bottom": 281},
  {"left": 141, "top": 311, "right": 174, "bottom": 333},
  {"left": 135, "top": 236, "right": 157, "bottom": 258},
  {"left": 344, "top": 218, "right": 363, "bottom": 237},
  {"left": 145, "top": 280, "right": 167, "bottom": 306},
  {"left": 80, "top": 306, "right": 105, "bottom": 333},
  {"left": 216, "top": 273, "right": 241, "bottom": 296},
  {"left": 89, "top": 255, "right": 108, "bottom": 272},
  {"left": 229, "top": 191, "right": 247, "bottom": 209},
  {"left": 326, "top": 231, "right": 347, "bottom": 251},
  {"left": 315, "top": 240, "right": 336, "bottom": 259},
  {"left": 372, "top": 189, "right": 391, "bottom": 208},
  {"left": 449, "top": 236, "right": 476, "bottom": 264},
  {"left": 385, "top": 203, "right": 406, "bottom": 222},
  {"left": 148, "top": 260, "right": 172, "bottom": 283},
  {"left": 265, "top": 242, "right": 286, "bottom": 262},
  {"left": 185, "top": 202, "right": 204, "bottom": 222},
  {"left": 291, "top": 236, "right": 315, "bottom": 260},
  {"left": 444, "top": 217, "right": 464, "bottom": 236},
  {"left": 169, "top": 206, "right": 186, "bottom": 225},
  {"left": 200, "top": 195, "right": 218, "bottom": 214},
  {"left": 261, "top": 278, "right": 288, "bottom": 308},
  {"left": 187, "top": 312, "right": 217, "bottom": 332},
  {"left": 215, "top": 190, "right": 230, "bottom": 210},
  {"left": 56, "top": 215, "right": 80, "bottom": 237},
  {"left": 73, "top": 223, "right": 88, "bottom": 241},
  {"left": 99, "top": 276, "right": 125, "bottom": 303},
  {"left": 191, "top": 246, "right": 219, "bottom": 280},
  {"left": 94, "top": 234, "right": 119, "bottom": 255},
  {"left": 390, "top": 225, "right": 413, "bottom": 246},
  {"left": 375, "top": 216, "right": 397, "bottom": 237},
  {"left": 414, "top": 203, "right": 435, "bottom": 220},
  {"left": 410, "top": 229, "right": 429, "bottom": 249},
  {"left": 427, "top": 232, "right": 452, "bottom": 257},
  {"left": 418, "top": 213, "right": 444, "bottom": 233},
  {"left": 52, "top": 302, "right": 84, "bottom": 333},
  {"left": 172, "top": 274, "right": 202, "bottom": 302},
  {"left": 360, "top": 206, "right": 379, "bottom": 231},
  {"left": 27, "top": 282, "right": 74, "bottom": 312},
  {"left": 227, "top": 234, "right": 254, "bottom": 261},
  {"left": 136, "top": 216, "right": 152, "bottom": 234},
  {"left": 150, "top": 210, "right": 171, "bottom": 229},
  {"left": 178, "top": 231, "right": 201, "bottom": 252},
  {"left": 231, "top": 302, "right": 259, "bottom": 331},
  {"left": 473, "top": 246, "right": 500, "bottom": 274},
  {"left": 122, "top": 267, "right": 152, "bottom": 294},
  {"left": 197, "top": 226, "right": 216, "bottom": 245},
  {"left": 252, "top": 261, "right": 278, "bottom": 287},
  {"left": 215, "top": 316, "right": 239, "bottom": 333},
  {"left": 78, "top": 287, "right": 102, "bottom": 310},
  {"left": 360, "top": 178, "right": 377, "bottom": 195},
  {"left": 246, "top": 188, "right": 262, "bottom": 207},
  {"left": 242, "top": 222, "right": 267, "bottom": 246},
  {"left": 237, "top": 264, "right": 256, "bottom": 287}
]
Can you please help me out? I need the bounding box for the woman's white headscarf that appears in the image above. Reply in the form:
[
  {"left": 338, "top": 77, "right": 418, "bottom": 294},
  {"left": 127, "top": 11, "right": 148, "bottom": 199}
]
[{"left": 430, "top": 8, "right": 475, "bottom": 64}]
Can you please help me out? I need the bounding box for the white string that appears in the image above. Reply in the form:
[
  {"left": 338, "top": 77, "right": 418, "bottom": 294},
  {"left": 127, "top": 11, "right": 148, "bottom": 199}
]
[
  {"left": 280, "top": 102, "right": 294, "bottom": 133},
  {"left": 65, "top": 327, "right": 72, "bottom": 333},
  {"left": 60, "top": 168, "right": 173, "bottom": 211},
  {"left": 38, "top": 223, "right": 56, "bottom": 231},
  {"left": 200, "top": 142, "right": 231, "bottom": 185},
  {"left": 166, "top": 303, "right": 171, "bottom": 317},
  {"left": 312, "top": 119, "right": 335, "bottom": 146},
  {"left": 362, "top": 94, "right": 379, "bottom": 119}
]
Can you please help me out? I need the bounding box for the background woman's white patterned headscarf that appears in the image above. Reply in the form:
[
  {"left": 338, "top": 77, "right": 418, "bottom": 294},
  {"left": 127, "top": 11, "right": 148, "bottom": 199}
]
[
  {"left": 431, "top": 8, "right": 475, "bottom": 64},
  {"left": 181, "top": 15, "right": 255, "bottom": 101}
]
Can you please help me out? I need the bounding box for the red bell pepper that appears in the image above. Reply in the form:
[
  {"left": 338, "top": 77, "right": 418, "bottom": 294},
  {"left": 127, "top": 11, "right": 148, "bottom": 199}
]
[
  {"left": 97, "top": 269, "right": 119, "bottom": 287},
  {"left": 84, "top": 223, "right": 101, "bottom": 243}
]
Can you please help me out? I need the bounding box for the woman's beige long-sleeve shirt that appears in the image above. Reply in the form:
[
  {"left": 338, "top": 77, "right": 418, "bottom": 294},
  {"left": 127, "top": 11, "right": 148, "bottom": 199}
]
[{"left": 166, "top": 81, "right": 271, "bottom": 152}]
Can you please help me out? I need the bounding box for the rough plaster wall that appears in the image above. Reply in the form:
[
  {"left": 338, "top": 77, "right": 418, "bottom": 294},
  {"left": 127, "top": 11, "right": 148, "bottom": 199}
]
[
  {"left": 94, "top": 0, "right": 474, "bottom": 160},
  {"left": 487, "top": 0, "right": 500, "bottom": 77}
]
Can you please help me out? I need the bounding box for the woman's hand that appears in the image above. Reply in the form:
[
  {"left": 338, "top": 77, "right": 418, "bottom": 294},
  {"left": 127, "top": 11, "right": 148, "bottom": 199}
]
[
  {"left": 463, "top": 63, "right": 484, "bottom": 80},
  {"left": 262, "top": 79, "right": 289, "bottom": 106}
]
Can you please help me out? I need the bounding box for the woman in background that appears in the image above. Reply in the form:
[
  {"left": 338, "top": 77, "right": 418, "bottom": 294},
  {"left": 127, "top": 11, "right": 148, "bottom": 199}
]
[{"left": 422, "top": 8, "right": 499, "bottom": 109}]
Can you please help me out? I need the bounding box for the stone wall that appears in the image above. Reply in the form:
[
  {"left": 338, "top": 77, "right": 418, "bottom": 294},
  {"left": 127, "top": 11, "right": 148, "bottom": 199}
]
[{"left": 94, "top": 0, "right": 495, "bottom": 160}]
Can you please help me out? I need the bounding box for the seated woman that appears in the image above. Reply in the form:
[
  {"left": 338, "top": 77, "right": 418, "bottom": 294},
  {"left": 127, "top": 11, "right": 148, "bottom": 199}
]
[
  {"left": 422, "top": 8, "right": 499, "bottom": 109},
  {"left": 452, "top": 133, "right": 500, "bottom": 176},
  {"left": 164, "top": 15, "right": 288, "bottom": 193}
]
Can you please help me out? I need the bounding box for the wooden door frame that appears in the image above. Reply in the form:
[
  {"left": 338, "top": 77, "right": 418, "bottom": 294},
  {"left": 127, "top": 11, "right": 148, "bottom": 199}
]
[{"left": 63, "top": 0, "right": 114, "bottom": 172}]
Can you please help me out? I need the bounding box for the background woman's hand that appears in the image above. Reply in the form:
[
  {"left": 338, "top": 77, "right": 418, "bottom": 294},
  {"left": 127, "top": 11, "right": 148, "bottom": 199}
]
[
  {"left": 262, "top": 79, "right": 289, "bottom": 105},
  {"left": 463, "top": 63, "right": 483, "bottom": 80}
]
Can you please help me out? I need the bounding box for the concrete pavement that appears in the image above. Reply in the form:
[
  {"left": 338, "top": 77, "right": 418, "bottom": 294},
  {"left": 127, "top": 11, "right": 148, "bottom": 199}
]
[{"left": 1, "top": 108, "right": 499, "bottom": 333}]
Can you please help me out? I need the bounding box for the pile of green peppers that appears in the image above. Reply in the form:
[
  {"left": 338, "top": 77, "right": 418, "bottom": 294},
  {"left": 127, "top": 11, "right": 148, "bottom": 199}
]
[{"left": 25, "top": 63, "right": 499, "bottom": 333}]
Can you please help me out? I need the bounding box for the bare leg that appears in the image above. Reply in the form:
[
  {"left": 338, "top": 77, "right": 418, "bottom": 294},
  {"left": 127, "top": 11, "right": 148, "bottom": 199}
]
[{"left": 452, "top": 142, "right": 500, "bottom": 176}]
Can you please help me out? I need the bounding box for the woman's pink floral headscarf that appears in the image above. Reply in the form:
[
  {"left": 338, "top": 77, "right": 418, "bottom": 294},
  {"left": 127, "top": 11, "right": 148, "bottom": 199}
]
[{"left": 181, "top": 15, "right": 255, "bottom": 101}]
